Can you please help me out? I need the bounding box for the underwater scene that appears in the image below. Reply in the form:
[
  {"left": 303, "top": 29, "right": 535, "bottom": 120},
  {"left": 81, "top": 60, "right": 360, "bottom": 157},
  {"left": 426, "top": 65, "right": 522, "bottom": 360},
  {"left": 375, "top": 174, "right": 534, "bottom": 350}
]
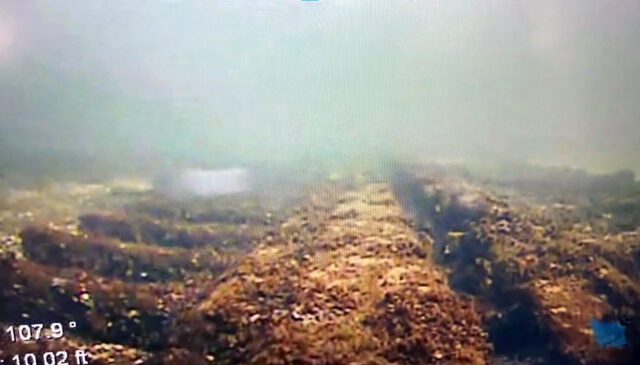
[{"left": 1, "top": 1, "right": 640, "bottom": 364}]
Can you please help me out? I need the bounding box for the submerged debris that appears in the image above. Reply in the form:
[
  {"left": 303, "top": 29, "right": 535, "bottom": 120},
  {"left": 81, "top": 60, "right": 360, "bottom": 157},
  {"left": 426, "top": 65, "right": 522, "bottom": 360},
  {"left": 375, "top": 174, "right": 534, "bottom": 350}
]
[
  {"left": 392, "top": 166, "right": 640, "bottom": 364},
  {"left": 20, "top": 227, "right": 234, "bottom": 282},
  {"left": 180, "top": 183, "right": 491, "bottom": 364},
  {"left": 0, "top": 167, "right": 638, "bottom": 364}
]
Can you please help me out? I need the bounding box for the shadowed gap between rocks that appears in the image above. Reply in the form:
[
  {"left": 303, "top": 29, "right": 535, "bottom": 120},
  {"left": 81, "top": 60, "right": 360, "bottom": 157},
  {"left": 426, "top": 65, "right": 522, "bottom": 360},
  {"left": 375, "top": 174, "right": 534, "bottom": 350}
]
[{"left": 388, "top": 165, "right": 577, "bottom": 364}]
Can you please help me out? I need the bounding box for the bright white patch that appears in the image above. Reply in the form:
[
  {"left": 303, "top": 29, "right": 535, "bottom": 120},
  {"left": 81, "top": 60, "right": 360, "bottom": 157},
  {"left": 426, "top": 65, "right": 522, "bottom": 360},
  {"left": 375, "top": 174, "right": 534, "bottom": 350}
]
[{"left": 156, "top": 168, "right": 251, "bottom": 197}]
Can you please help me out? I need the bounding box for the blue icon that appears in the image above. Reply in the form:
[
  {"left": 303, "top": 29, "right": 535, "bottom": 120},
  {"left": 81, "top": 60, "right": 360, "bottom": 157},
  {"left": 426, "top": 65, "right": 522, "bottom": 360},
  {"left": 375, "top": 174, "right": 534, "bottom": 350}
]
[{"left": 590, "top": 319, "right": 628, "bottom": 347}]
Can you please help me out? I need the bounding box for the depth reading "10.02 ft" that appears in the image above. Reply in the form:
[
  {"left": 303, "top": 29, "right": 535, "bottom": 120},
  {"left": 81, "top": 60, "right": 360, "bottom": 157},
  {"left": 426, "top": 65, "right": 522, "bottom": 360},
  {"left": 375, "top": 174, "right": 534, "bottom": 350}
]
[{"left": 5, "top": 322, "right": 76, "bottom": 342}]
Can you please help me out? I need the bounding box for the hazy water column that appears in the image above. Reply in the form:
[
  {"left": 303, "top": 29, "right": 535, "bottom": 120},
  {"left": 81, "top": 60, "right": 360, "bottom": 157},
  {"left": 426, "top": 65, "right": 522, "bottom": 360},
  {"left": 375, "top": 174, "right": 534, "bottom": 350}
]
[{"left": 0, "top": 0, "right": 639, "bottom": 174}]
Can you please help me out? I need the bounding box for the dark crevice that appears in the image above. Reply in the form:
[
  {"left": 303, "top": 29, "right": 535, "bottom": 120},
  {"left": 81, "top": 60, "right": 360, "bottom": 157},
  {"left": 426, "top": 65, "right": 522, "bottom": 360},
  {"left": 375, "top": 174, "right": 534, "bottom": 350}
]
[{"left": 389, "top": 166, "right": 578, "bottom": 364}]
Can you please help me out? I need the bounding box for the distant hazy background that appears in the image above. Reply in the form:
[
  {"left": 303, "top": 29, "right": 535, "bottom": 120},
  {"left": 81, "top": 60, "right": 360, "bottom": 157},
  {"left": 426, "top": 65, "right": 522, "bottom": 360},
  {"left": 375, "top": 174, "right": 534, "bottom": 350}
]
[{"left": 1, "top": 0, "right": 639, "bottom": 177}]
